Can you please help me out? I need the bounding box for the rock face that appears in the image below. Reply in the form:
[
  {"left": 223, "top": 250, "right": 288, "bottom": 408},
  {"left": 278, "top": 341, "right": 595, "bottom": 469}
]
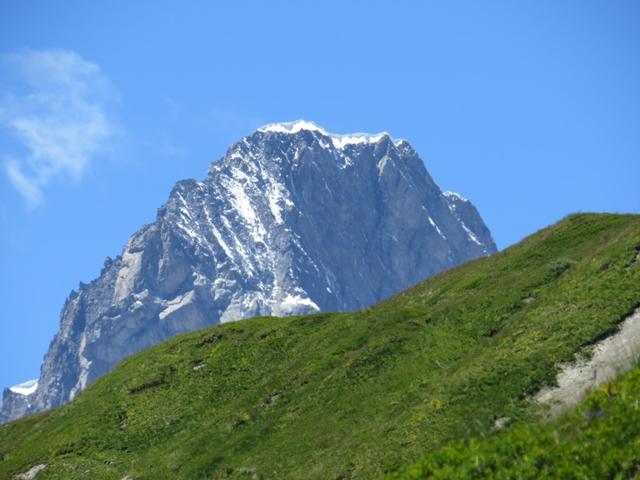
[
  {"left": 0, "top": 380, "right": 37, "bottom": 424},
  {"left": 535, "top": 307, "right": 640, "bottom": 418},
  {"left": 1, "top": 120, "right": 496, "bottom": 423}
]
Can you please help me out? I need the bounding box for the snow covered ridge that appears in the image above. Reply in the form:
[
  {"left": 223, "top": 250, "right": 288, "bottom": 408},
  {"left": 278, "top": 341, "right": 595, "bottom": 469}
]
[
  {"left": 257, "top": 119, "right": 406, "bottom": 149},
  {"left": 9, "top": 379, "right": 38, "bottom": 396},
  {"left": 443, "top": 191, "right": 469, "bottom": 202}
]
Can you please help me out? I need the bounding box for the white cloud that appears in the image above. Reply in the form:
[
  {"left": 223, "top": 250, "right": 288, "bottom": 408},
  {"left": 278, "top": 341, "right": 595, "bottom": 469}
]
[{"left": 1, "top": 49, "right": 117, "bottom": 206}]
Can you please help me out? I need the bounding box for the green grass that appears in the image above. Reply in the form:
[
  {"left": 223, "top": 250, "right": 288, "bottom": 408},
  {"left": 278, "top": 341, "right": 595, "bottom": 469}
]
[
  {"left": 0, "top": 213, "right": 639, "bottom": 479},
  {"left": 391, "top": 361, "right": 640, "bottom": 479}
]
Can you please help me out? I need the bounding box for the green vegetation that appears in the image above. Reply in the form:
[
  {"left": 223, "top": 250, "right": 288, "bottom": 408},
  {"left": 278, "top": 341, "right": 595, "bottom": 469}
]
[
  {"left": 392, "top": 362, "right": 640, "bottom": 479},
  {"left": 0, "top": 213, "right": 639, "bottom": 479}
]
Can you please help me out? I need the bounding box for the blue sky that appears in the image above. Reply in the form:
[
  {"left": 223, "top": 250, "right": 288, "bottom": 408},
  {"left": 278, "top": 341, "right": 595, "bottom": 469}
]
[{"left": 0, "top": 1, "right": 639, "bottom": 390}]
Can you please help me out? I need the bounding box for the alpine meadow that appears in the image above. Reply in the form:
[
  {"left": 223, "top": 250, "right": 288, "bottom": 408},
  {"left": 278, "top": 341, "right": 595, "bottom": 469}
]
[
  {"left": 1, "top": 213, "right": 639, "bottom": 478},
  {"left": 2, "top": 3, "right": 639, "bottom": 480}
]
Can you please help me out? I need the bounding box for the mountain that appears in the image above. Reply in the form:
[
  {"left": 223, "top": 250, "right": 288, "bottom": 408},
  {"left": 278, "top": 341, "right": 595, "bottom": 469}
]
[
  {"left": 0, "top": 120, "right": 496, "bottom": 424},
  {"left": 0, "top": 214, "right": 638, "bottom": 479},
  {"left": 0, "top": 381, "right": 37, "bottom": 427}
]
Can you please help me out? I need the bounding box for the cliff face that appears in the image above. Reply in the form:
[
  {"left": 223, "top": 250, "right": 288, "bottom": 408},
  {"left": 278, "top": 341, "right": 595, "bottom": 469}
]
[
  {"left": 1, "top": 121, "right": 496, "bottom": 423},
  {"left": 0, "top": 380, "right": 37, "bottom": 424}
]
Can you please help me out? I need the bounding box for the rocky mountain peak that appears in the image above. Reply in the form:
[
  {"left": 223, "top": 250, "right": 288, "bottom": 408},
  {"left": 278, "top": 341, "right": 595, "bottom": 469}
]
[{"left": 1, "top": 121, "right": 496, "bottom": 424}]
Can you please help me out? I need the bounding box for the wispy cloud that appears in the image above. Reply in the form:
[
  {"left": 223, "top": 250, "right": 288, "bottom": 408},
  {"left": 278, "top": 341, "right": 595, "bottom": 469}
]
[{"left": 0, "top": 49, "right": 117, "bottom": 206}]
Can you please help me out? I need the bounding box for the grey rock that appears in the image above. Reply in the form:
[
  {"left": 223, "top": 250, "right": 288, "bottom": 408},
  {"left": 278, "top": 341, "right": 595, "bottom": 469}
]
[
  {"left": 0, "top": 381, "right": 36, "bottom": 424},
  {"left": 2, "top": 121, "right": 496, "bottom": 422},
  {"left": 13, "top": 464, "right": 46, "bottom": 480},
  {"left": 535, "top": 307, "right": 640, "bottom": 418}
]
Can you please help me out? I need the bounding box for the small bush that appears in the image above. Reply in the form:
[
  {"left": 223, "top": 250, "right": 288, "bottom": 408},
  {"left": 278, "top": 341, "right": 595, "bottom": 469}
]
[{"left": 547, "top": 258, "right": 576, "bottom": 279}]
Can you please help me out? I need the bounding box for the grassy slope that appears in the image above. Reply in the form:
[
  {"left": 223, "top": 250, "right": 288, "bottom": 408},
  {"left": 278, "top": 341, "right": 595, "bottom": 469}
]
[
  {"left": 392, "top": 359, "right": 640, "bottom": 479},
  {"left": 0, "top": 214, "right": 639, "bottom": 479}
]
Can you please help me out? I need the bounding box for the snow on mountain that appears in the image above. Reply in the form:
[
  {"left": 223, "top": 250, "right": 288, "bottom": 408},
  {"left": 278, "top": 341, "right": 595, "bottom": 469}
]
[
  {"left": 1, "top": 121, "right": 496, "bottom": 423},
  {"left": 0, "top": 380, "right": 38, "bottom": 423},
  {"left": 443, "top": 190, "right": 469, "bottom": 203},
  {"left": 258, "top": 120, "right": 402, "bottom": 149},
  {"left": 9, "top": 380, "right": 38, "bottom": 396}
]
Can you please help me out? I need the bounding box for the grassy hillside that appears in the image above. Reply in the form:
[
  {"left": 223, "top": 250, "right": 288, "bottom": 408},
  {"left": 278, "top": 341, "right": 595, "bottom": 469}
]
[
  {"left": 1, "top": 213, "right": 639, "bottom": 479},
  {"left": 392, "top": 359, "right": 640, "bottom": 479}
]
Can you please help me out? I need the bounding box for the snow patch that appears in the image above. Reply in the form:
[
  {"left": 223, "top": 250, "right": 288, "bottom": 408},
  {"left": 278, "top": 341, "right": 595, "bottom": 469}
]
[
  {"left": 258, "top": 120, "right": 394, "bottom": 150},
  {"left": 332, "top": 133, "right": 387, "bottom": 149},
  {"left": 210, "top": 223, "right": 235, "bottom": 260},
  {"left": 159, "top": 290, "right": 195, "bottom": 320},
  {"left": 340, "top": 155, "right": 354, "bottom": 169},
  {"left": 279, "top": 294, "right": 320, "bottom": 313},
  {"left": 219, "top": 292, "right": 265, "bottom": 323},
  {"left": 266, "top": 180, "right": 293, "bottom": 225},
  {"left": 9, "top": 379, "right": 38, "bottom": 396},
  {"left": 175, "top": 221, "right": 200, "bottom": 243},
  {"left": 226, "top": 178, "right": 257, "bottom": 225},
  {"left": 428, "top": 216, "right": 447, "bottom": 240},
  {"left": 258, "top": 120, "right": 326, "bottom": 135},
  {"left": 223, "top": 169, "right": 267, "bottom": 244},
  {"left": 443, "top": 190, "right": 468, "bottom": 202},
  {"left": 461, "top": 222, "right": 482, "bottom": 246}
]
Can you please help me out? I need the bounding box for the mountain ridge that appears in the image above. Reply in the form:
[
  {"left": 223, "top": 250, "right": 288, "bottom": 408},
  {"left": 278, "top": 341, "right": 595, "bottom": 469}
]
[{"left": 1, "top": 121, "right": 496, "bottom": 423}]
